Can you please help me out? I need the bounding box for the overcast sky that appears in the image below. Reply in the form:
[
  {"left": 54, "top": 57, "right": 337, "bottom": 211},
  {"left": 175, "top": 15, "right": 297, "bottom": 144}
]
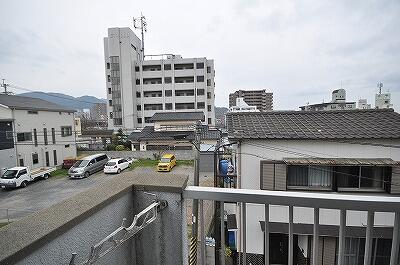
[{"left": 0, "top": 0, "right": 399, "bottom": 110}]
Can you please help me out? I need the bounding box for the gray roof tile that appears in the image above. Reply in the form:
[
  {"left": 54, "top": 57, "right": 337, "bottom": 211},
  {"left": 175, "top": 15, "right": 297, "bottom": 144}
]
[
  {"left": 226, "top": 109, "right": 400, "bottom": 140},
  {"left": 0, "top": 94, "right": 75, "bottom": 112},
  {"left": 150, "top": 112, "right": 204, "bottom": 122}
]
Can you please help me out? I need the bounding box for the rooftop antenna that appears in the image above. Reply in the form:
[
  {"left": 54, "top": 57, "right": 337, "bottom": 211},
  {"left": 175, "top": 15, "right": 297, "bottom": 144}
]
[
  {"left": 377, "top": 82, "right": 383, "bottom": 94},
  {"left": 133, "top": 13, "right": 147, "bottom": 60}
]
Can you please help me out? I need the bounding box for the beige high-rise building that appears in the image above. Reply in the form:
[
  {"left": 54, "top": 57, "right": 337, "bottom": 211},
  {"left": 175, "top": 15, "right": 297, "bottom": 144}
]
[{"left": 229, "top": 89, "right": 273, "bottom": 111}]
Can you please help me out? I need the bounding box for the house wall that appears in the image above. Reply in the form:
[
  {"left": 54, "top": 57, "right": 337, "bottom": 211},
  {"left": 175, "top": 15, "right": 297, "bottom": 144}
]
[
  {"left": 239, "top": 139, "right": 400, "bottom": 255},
  {"left": 10, "top": 109, "right": 76, "bottom": 169}
]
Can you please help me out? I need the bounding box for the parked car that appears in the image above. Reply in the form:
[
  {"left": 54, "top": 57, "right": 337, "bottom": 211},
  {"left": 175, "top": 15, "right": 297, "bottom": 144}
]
[
  {"left": 104, "top": 158, "right": 131, "bottom": 174},
  {"left": 68, "top": 154, "right": 109, "bottom": 179},
  {"left": 62, "top": 155, "right": 85, "bottom": 169},
  {"left": 157, "top": 154, "right": 177, "bottom": 172},
  {"left": 0, "top": 166, "right": 56, "bottom": 189}
]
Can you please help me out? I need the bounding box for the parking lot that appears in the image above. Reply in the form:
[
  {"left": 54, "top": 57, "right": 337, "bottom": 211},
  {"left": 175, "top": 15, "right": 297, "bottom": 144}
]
[{"left": 0, "top": 165, "right": 207, "bottom": 222}]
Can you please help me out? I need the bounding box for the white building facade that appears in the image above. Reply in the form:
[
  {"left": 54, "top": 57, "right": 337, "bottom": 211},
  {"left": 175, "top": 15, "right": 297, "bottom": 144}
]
[
  {"left": 104, "top": 27, "right": 215, "bottom": 131},
  {"left": 0, "top": 94, "right": 77, "bottom": 171}
]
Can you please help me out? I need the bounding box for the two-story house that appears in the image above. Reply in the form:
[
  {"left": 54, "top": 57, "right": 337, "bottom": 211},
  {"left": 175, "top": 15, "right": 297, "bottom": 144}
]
[
  {"left": 0, "top": 94, "right": 77, "bottom": 171},
  {"left": 226, "top": 109, "right": 400, "bottom": 265}
]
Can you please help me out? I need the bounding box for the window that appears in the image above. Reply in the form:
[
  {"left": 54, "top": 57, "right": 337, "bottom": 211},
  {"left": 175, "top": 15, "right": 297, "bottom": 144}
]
[
  {"left": 337, "top": 166, "right": 389, "bottom": 190},
  {"left": 43, "top": 128, "right": 48, "bottom": 145},
  {"left": 165, "top": 103, "right": 173, "bottom": 110},
  {"left": 136, "top": 92, "right": 141, "bottom": 98},
  {"left": 65, "top": 144, "right": 70, "bottom": 148},
  {"left": 32, "top": 153, "right": 39, "bottom": 164},
  {"left": 165, "top": 90, "right": 172, "bottom": 97},
  {"left": 137, "top": 118, "right": 142, "bottom": 123},
  {"left": 110, "top": 112, "right": 113, "bottom": 119},
  {"left": 53, "top": 150, "right": 57, "bottom": 166},
  {"left": 144, "top": 117, "right": 152, "bottom": 123},
  {"left": 33, "top": 129, "right": 38, "bottom": 146},
  {"left": 207, "top": 66, "right": 211, "bottom": 73},
  {"left": 164, "top": 64, "right": 171, "bottom": 70},
  {"left": 175, "top": 103, "right": 195, "bottom": 110},
  {"left": 175, "top": 76, "right": 194, "bottom": 83},
  {"left": 136, "top": 79, "right": 140, "bottom": 85},
  {"left": 51, "top": 128, "right": 56, "bottom": 144},
  {"left": 207, "top": 92, "right": 212, "bottom": 99},
  {"left": 109, "top": 100, "right": 112, "bottom": 107},
  {"left": 61, "top": 126, "right": 72, "bottom": 137},
  {"left": 17, "top": 132, "right": 32, "bottom": 142},
  {"left": 287, "top": 165, "right": 332, "bottom": 189},
  {"left": 106, "top": 63, "right": 110, "bottom": 69},
  {"left": 197, "top": 76, "right": 204, "bottom": 82},
  {"left": 135, "top": 66, "right": 140, "bottom": 72},
  {"left": 174, "top": 63, "right": 194, "bottom": 70},
  {"left": 196, "top": 62, "right": 204, "bottom": 69},
  {"left": 164, "top": 77, "right": 172, "bottom": 84},
  {"left": 108, "top": 87, "right": 112, "bottom": 94},
  {"left": 144, "top": 91, "right": 162, "bottom": 97},
  {"left": 197, "top": 102, "right": 205, "bottom": 109},
  {"left": 207, "top": 79, "right": 211, "bottom": 86},
  {"left": 144, "top": 104, "right": 163, "bottom": 110},
  {"left": 197, "top": 89, "right": 205, "bottom": 95},
  {"left": 175, "top": 90, "right": 194, "bottom": 96},
  {"left": 137, "top": 105, "right": 141, "bottom": 111},
  {"left": 27, "top": 110, "right": 38, "bottom": 114},
  {"left": 107, "top": 75, "right": 111, "bottom": 82},
  {"left": 208, "top": 118, "right": 212, "bottom": 124},
  {"left": 207, "top": 105, "right": 212, "bottom": 112}
]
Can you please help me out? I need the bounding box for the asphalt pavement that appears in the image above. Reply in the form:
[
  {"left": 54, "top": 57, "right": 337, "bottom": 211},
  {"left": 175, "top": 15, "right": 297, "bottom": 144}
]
[{"left": 0, "top": 165, "right": 196, "bottom": 222}]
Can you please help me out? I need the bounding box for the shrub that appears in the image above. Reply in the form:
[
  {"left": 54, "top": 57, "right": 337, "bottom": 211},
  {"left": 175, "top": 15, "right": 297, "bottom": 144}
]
[
  {"left": 106, "top": 144, "right": 116, "bottom": 151},
  {"left": 115, "top": 145, "right": 126, "bottom": 151}
]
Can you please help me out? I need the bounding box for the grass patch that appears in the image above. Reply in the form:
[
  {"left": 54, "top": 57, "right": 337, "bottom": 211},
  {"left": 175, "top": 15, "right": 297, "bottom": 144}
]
[
  {"left": 129, "top": 159, "right": 194, "bottom": 170},
  {"left": 0, "top": 222, "right": 9, "bottom": 229},
  {"left": 50, "top": 168, "right": 69, "bottom": 180}
]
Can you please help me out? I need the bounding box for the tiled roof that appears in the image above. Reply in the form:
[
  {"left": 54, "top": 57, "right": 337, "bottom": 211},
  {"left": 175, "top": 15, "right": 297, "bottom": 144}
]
[
  {"left": 150, "top": 112, "right": 204, "bottom": 122},
  {"left": 226, "top": 109, "right": 400, "bottom": 140},
  {"left": 0, "top": 94, "right": 75, "bottom": 112},
  {"left": 128, "top": 126, "right": 220, "bottom": 142}
]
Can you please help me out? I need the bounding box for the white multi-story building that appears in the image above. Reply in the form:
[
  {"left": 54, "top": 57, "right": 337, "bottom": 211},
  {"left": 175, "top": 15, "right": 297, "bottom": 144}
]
[
  {"left": 229, "top": 97, "right": 259, "bottom": 112},
  {"left": 358, "top": 98, "right": 371, "bottom": 109},
  {"left": 300, "top": 89, "right": 356, "bottom": 111},
  {"left": 0, "top": 94, "right": 77, "bottom": 171},
  {"left": 103, "top": 27, "right": 215, "bottom": 131},
  {"left": 375, "top": 91, "right": 393, "bottom": 109}
]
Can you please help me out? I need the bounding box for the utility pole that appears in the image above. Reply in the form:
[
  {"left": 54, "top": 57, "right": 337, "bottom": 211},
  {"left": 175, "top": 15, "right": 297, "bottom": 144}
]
[
  {"left": 133, "top": 13, "right": 147, "bottom": 60},
  {"left": 1, "top": 79, "right": 10, "bottom": 95},
  {"left": 189, "top": 120, "right": 201, "bottom": 265}
]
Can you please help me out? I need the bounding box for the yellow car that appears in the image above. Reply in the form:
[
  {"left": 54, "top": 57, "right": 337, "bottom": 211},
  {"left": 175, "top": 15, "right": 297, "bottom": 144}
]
[{"left": 157, "top": 154, "right": 177, "bottom": 172}]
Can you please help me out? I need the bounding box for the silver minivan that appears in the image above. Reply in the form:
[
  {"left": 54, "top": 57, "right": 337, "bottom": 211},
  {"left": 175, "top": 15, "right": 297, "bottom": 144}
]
[{"left": 68, "top": 154, "right": 109, "bottom": 179}]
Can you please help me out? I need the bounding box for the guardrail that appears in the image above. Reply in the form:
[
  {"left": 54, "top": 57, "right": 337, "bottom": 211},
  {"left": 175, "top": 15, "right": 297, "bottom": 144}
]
[{"left": 183, "top": 186, "right": 400, "bottom": 265}]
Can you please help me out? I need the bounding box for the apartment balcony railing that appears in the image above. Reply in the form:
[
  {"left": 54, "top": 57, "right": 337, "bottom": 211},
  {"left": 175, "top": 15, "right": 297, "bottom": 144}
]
[
  {"left": 1, "top": 174, "right": 399, "bottom": 265},
  {"left": 184, "top": 186, "right": 400, "bottom": 265}
]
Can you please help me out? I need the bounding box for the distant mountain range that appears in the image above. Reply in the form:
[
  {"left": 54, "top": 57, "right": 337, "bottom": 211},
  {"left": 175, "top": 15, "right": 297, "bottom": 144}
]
[{"left": 18, "top": 92, "right": 106, "bottom": 110}]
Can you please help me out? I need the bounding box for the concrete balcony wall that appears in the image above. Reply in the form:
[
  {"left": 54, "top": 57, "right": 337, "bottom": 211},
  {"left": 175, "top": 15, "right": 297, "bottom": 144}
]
[{"left": 0, "top": 173, "right": 188, "bottom": 265}]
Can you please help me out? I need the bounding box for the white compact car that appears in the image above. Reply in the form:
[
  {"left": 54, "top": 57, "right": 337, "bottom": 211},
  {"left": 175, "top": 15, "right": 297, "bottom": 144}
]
[{"left": 103, "top": 158, "right": 131, "bottom": 174}]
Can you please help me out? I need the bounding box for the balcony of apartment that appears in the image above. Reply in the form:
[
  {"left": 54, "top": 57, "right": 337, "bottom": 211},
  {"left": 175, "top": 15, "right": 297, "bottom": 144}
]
[
  {"left": 141, "top": 65, "right": 162, "bottom": 78},
  {"left": 141, "top": 78, "right": 163, "bottom": 89},
  {"left": 1, "top": 171, "right": 399, "bottom": 265}
]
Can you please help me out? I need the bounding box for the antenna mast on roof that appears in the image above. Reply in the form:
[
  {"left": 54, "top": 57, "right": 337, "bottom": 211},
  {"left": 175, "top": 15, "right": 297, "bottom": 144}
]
[
  {"left": 133, "top": 13, "right": 147, "bottom": 60},
  {"left": 377, "top": 82, "right": 383, "bottom": 94},
  {"left": 1, "top": 79, "right": 10, "bottom": 95}
]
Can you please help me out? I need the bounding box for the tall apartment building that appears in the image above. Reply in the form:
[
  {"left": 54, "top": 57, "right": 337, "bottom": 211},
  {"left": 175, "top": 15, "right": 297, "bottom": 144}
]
[
  {"left": 229, "top": 89, "right": 273, "bottom": 111},
  {"left": 104, "top": 27, "right": 215, "bottom": 131}
]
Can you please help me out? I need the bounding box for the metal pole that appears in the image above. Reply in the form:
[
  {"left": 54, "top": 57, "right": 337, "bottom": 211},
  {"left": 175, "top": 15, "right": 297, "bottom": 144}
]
[
  {"left": 312, "top": 208, "right": 319, "bottom": 265},
  {"left": 338, "top": 209, "right": 346, "bottom": 265},
  {"left": 363, "top": 211, "right": 374, "bottom": 265},
  {"left": 200, "top": 199, "right": 206, "bottom": 265},
  {"left": 190, "top": 121, "right": 201, "bottom": 265},
  {"left": 390, "top": 211, "right": 400, "bottom": 265},
  {"left": 288, "top": 206, "right": 294, "bottom": 265},
  {"left": 264, "top": 204, "right": 270, "bottom": 265},
  {"left": 243, "top": 202, "right": 247, "bottom": 265},
  {"left": 221, "top": 201, "right": 225, "bottom": 265}
]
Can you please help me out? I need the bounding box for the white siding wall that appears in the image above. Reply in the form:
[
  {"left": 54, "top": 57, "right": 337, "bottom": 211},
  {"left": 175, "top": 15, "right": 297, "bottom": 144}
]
[
  {"left": 12, "top": 109, "right": 76, "bottom": 169},
  {"left": 239, "top": 139, "right": 400, "bottom": 254}
]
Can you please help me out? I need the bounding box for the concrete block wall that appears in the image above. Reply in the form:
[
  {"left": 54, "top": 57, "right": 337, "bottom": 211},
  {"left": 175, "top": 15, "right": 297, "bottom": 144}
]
[
  {"left": 79, "top": 150, "right": 195, "bottom": 160},
  {"left": 0, "top": 172, "right": 188, "bottom": 265}
]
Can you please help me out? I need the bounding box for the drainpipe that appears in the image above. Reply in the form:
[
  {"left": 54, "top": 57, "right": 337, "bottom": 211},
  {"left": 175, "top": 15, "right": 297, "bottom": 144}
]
[{"left": 237, "top": 141, "right": 242, "bottom": 262}]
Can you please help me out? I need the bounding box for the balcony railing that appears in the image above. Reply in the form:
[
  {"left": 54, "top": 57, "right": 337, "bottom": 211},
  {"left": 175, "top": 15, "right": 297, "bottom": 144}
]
[{"left": 183, "top": 186, "right": 400, "bottom": 265}]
